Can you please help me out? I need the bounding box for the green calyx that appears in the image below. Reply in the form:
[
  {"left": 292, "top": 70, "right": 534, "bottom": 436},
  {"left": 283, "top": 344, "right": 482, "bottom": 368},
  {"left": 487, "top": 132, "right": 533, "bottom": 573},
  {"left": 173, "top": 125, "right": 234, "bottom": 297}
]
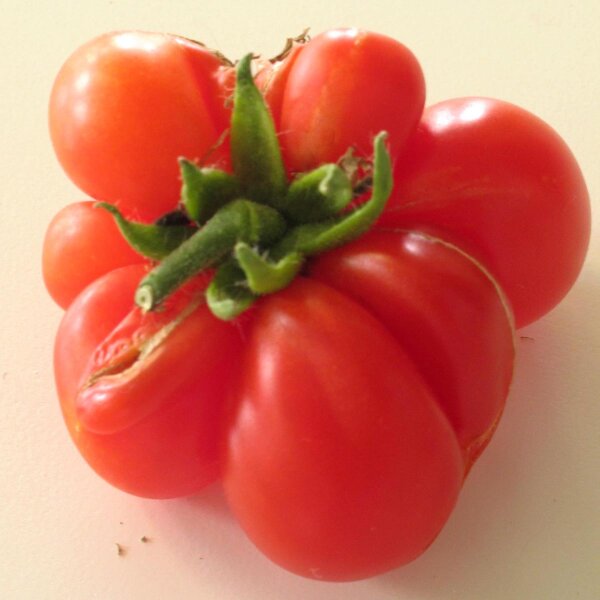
[
  {"left": 102, "top": 53, "right": 394, "bottom": 320},
  {"left": 95, "top": 202, "right": 195, "bottom": 261}
]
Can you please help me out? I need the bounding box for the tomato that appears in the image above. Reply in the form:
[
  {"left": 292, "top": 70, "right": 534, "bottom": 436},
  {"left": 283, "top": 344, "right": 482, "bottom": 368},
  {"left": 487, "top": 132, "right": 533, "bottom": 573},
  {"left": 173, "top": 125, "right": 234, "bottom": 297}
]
[
  {"left": 49, "top": 32, "right": 232, "bottom": 222},
  {"left": 255, "top": 43, "right": 305, "bottom": 131},
  {"left": 55, "top": 265, "right": 244, "bottom": 498},
  {"left": 42, "top": 201, "right": 144, "bottom": 308},
  {"left": 53, "top": 228, "right": 513, "bottom": 575},
  {"left": 379, "top": 98, "right": 591, "bottom": 327},
  {"left": 222, "top": 232, "right": 513, "bottom": 580},
  {"left": 262, "top": 28, "right": 425, "bottom": 173},
  {"left": 47, "top": 27, "right": 588, "bottom": 582},
  {"left": 308, "top": 230, "right": 515, "bottom": 470}
]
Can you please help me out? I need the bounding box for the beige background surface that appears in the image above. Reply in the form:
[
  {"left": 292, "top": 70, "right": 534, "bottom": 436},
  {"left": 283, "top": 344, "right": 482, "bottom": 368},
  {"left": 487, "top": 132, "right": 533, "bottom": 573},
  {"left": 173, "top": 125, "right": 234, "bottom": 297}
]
[{"left": 1, "top": 1, "right": 599, "bottom": 598}]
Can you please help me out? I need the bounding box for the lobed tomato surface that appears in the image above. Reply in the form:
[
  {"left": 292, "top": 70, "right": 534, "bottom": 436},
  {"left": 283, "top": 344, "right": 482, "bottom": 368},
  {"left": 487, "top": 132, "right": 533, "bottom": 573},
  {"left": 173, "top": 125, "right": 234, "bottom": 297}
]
[
  {"left": 44, "top": 27, "right": 589, "bottom": 581},
  {"left": 379, "top": 97, "right": 590, "bottom": 327},
  {"left": 55, "top": 231, "right": 513, "bottom": 579},
  {"left": 268, "top": 29, "right": 426, "bottom": 172}
]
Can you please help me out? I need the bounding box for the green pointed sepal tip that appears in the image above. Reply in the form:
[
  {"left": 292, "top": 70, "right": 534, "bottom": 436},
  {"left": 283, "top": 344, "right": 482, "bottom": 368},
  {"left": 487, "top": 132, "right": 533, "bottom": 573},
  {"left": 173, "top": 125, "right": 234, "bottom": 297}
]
[
  {"left": 206, "top": 260, "right": 257, "bottom": 320},
  {"left": 284, "top": 163, "right": 353, "bottom": 224},
  {"left": 271, "top": 131, "right": 393, "bottom": 259},
  {"left": 235, "top": 243, "right": 304, "bottom": 294},
  {"left": 179, "top": 158, "right": 241, "bottom": 225},
  {"left": 94, "top": 202, "right": 195, "bottom": 261}
]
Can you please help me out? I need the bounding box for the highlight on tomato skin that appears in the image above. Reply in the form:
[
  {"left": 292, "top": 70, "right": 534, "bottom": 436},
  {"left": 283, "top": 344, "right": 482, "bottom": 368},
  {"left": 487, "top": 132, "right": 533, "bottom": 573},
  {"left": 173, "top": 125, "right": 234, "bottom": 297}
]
[{"left": 381, "top": 97, "right": 591, "bottom": 328}]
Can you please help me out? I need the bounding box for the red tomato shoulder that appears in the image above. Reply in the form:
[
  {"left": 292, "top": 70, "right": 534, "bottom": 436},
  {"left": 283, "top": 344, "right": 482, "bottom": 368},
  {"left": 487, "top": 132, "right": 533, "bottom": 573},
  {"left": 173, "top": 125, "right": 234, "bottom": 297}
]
[
  {"left": 42, "top": 201, "right": 144, "bottom": 309},
  {"left": 309, "top": 230, "right": 515, "bottom": 469},
  {"left": 273, "top": 29, "right": 425, "bottom": 173},
  {"left": 380, "top": 97, "right": 591, "bottom": 327},
  {"left": 55, "top": 266, "right": 244, "bottom": 498},
  {"left": 49, "top": 31, "right": 232, "bottom": 222},
  {"left": 222, "top": 277, "right": 464, "bottom": 581}
]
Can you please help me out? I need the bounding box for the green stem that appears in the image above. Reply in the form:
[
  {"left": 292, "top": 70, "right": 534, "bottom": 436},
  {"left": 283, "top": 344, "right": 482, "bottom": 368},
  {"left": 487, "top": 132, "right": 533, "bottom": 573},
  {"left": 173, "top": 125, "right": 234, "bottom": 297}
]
[{"left": 135, "top": 199, "right": 286, "bottom": 311}]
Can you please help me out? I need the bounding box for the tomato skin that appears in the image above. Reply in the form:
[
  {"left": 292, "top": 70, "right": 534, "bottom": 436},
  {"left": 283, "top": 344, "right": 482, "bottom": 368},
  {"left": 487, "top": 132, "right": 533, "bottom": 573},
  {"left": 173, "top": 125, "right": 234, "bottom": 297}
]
[
  {"left": 380, "top": 97, "right": 591, "bottom": 327},
  {"left": 222, "top": 278, "right": 463, "bottom": 581},
  {"left": 42, "top": 201, "right": 144, "bottom": 309},
  {"left": 53, "top": 236, "right": 513, "bottom": 572},
  {"left": 49, "top": 32, "right": 231, "bottom": 222},
  {"left": 47, "top": 30, "right": 565, "bottom": 580},
  {"left": 277, "top": 29, "right": 425, "bottom": 172},
  {"left": 309, "top": 230, "right": 515, "bottom": 470},
  {"left": 255, "top": 43, "right": 305, "bottom": 131},
  {"left": 55, "top": 266, "right": 244, "bottom": 498}
]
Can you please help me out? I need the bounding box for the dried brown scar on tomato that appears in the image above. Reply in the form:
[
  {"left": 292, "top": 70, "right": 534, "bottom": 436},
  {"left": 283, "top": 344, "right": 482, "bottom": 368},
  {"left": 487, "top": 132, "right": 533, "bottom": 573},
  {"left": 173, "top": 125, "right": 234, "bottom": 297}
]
[
  {"left": 75, "top": 281, "right": 207, "bottom": 435},
  {"left": 84, "top": 345, "right": 141, "bottom": 386},
  {"left": 83, "top": 295, "right": 200, "bottom": 387}
]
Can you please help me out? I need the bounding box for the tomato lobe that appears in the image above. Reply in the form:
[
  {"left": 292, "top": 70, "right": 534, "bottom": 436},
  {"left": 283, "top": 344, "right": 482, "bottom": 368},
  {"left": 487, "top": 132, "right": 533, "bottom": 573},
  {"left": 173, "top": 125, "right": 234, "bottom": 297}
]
[
  {"left": 278, "top": 29, "right": 425, "bottom": 172},
  {"left": 42, "top": 201, "right": 144, "bottom": 308},
  {"left": 56, "top": 267, "right": 244, "bottom": 498},
  {"left": 223, "top": 278, "right": 463, "bottom": 581},
  {"left": 49, "top": 32, "right": 232, "bottom": 222},
  {"left": 381, "top": 98, "right": 591, "bottom": 327}
]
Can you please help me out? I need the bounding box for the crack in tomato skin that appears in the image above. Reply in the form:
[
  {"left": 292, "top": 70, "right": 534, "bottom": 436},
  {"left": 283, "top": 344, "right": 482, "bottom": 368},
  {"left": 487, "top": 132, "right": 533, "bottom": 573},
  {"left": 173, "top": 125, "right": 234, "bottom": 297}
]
[
  {"left": 75, "top": 282, "right": 208, "bottom": 435},
  {"left": 56, "top": 266, "right": 245, "bottom": 498},
  {"left": 84, "top": 345, "right": 142, "bottom": 387}
]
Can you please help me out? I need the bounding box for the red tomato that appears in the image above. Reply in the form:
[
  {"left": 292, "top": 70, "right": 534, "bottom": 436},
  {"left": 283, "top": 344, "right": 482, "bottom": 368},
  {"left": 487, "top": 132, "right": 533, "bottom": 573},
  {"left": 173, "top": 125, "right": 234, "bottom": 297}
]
[
  {"left": 54, "top": 230, "right": 514, "bottom": 576},
  {"left": 55, "top": 265, "right": 244, "bottom": 498},
  {"left": 49, "top": 32, "right": 232, "bottom": 222},
  {"left": 49, "top": 28, "right": 588, "bottom": 582},
  {"left": 42, "top": 201, "right": 144, "bottom": 308},
  {"left": 308, "top": 230, "right": 515, "bottom": 470},
  {"left": 268, "top": 28, "right": 425, "bottom": 173},
  {"left": 379, "top": 98, "right": 591, "bottom": 327},
  {"left": 254, "top": 43, "right": 305, "bottom": 131},
  {"left": 222, "top": 230, "right": 514, "bottom": 580}
]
